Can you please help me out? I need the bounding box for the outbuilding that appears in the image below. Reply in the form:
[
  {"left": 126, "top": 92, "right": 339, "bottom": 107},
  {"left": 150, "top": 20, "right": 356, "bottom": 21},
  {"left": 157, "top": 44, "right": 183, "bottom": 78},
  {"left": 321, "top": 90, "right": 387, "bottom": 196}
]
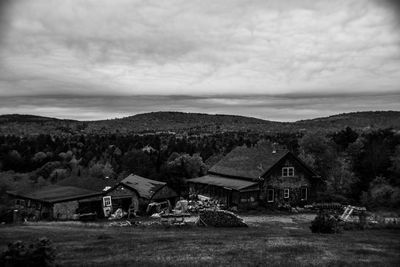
[
  {"left": 7, "top": 185, "right": 103, "bottom": 220},
  {"left": 103, "top": 174, "right": 178, "bottom": 213}
]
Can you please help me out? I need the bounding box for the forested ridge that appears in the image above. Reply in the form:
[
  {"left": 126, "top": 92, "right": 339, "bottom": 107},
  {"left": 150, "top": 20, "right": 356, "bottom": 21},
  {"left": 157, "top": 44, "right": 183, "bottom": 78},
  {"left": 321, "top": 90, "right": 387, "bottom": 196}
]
[{"left": 1, "top": 111, "right": 399, "bottom": 135}]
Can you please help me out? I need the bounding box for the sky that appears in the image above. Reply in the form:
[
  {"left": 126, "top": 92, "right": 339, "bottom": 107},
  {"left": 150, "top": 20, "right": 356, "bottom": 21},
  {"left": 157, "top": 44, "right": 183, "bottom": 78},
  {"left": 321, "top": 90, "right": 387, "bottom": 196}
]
[{"left": 0, "top": 0, "right": 399, "bottom": 121}]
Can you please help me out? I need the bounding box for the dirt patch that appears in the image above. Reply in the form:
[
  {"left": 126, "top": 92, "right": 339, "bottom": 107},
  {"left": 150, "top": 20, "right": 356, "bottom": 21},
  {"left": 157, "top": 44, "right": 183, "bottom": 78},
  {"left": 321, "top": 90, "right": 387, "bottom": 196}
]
[{"left": 242, "top": 213, "right": 316, "bottom": 225}]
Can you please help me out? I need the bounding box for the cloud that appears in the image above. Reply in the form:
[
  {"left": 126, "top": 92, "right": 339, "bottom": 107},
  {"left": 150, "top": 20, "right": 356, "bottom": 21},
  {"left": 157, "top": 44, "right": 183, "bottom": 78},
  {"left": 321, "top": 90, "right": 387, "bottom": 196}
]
[{"left": 0, "top": 0, "right": 399, "bottom": 118}]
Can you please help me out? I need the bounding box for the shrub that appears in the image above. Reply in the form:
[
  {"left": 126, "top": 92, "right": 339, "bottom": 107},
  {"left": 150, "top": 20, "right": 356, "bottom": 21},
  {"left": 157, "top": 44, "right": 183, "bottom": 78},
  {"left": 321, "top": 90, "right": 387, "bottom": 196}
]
[
  {"left": 310, "top": 211, "right": 340, "bottom": 234},
  {"left": 0, "top": 237, "right": 56, "bottom": 267}
]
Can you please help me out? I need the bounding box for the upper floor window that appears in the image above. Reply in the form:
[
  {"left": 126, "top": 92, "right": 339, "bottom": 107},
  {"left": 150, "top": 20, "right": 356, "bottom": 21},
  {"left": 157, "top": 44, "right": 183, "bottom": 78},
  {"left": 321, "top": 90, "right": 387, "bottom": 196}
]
[{"left": 282, "top": 167, "right": 294, "bottom": 177}]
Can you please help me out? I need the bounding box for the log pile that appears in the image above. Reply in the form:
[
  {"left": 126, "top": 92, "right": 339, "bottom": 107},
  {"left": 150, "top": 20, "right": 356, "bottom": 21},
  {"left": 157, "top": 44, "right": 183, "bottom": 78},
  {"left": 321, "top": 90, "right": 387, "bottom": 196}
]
[{"left": 198, "top": 209, "right": 247, "bottom": 227}]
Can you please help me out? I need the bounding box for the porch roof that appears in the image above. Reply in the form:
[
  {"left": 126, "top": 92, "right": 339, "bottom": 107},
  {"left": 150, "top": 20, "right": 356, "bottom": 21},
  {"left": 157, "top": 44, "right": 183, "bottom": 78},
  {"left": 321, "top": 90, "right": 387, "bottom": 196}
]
[{"left": 187, "top": 175, "right": 259, "bottom": 191}]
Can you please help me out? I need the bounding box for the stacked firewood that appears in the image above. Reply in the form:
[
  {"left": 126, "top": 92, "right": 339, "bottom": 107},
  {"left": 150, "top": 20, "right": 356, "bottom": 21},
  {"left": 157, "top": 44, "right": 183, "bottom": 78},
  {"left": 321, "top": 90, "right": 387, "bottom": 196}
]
[{"left": 198, "top": 209, "right": 247, "bottom": 227}]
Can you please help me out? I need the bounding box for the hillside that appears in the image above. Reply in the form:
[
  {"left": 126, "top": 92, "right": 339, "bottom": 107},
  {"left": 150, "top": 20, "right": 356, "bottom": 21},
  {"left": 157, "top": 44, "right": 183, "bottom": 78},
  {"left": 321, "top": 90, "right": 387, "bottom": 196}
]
[
  {"left": 292, "top": 111, "right": 400, "bottom": 132},
  {"left": 0, "top": 114, "right": 75, "bottom": 123},
  {"left": 0, "top": 111, "right": 399, "bottom": 136},
  {"left": 87, "top": 112, "right": 283, "bottom": 134}
]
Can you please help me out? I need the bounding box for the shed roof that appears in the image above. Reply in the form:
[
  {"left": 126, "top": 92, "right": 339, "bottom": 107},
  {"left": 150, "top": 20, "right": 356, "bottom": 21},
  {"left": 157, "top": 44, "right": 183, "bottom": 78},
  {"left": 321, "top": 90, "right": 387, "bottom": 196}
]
[
  {"left": 120, "top": 174, "right": 168, "bottom": 200},
  {"left": 7, "top": 185, "right": 102, "bottom": 204},
  {"left": 209, "top": 144, "right": 289, "bottom": 180},
  {"left": 187, "top": 175, "right": 258, "bottom": 191}
]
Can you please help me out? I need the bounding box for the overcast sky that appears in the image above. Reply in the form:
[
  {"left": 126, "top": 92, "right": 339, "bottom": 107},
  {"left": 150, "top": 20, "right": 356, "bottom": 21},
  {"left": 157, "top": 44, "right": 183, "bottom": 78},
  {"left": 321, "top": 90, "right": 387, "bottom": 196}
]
[{"left": 0, "top": 0, "right": 399, "bottom": 121}]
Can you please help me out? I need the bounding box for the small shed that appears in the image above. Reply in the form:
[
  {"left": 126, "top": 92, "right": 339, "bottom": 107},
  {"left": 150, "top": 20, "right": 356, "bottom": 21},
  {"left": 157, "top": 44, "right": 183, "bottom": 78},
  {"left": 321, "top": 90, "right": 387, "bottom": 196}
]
[
  {"left": 7, "top": 185, "right": 103, "bottom": 220},
  {"left": 104, "top": 174, "right": 178, "bottom": 213}
]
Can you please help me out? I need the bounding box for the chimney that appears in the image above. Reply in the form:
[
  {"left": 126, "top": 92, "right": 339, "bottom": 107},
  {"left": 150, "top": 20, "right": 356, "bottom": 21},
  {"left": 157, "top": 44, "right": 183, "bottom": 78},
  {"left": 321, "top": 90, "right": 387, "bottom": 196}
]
[{"left": 272, "top": 142, "right": 277, "bottom": 154}]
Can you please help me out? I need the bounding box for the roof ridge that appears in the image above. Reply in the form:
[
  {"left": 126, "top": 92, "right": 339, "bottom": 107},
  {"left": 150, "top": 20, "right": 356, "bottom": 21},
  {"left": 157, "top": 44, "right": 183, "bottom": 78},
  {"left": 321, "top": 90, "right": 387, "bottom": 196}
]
[{"left": 209, "top": 144, "right": 289, "bottom": 179}]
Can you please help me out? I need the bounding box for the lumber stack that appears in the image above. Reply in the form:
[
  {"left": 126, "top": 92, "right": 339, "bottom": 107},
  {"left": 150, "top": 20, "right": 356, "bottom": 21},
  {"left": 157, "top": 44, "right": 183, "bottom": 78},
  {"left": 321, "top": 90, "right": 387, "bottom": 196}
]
[{"left": 198, "top": 209, "right": 247, "bottom": 227}]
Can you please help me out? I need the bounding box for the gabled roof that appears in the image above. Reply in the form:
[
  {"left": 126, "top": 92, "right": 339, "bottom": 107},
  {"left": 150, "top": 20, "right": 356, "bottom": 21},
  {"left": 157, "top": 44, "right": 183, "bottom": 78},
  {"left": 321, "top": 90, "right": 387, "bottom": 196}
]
[
  {"left": 187, "top": 175, "right": 258, "bottom": 191},
  {"left": 7, "top": 185, "right": 102, "bottom": 204},
  {"left": 261, "top": 152, "right": 320, "bottom": 179},
  {"left": 119, "top": 174, "right": 168, "bottom": 200},
  {"left": 208, "top": 144, "right": 289, "bottom": 180}
]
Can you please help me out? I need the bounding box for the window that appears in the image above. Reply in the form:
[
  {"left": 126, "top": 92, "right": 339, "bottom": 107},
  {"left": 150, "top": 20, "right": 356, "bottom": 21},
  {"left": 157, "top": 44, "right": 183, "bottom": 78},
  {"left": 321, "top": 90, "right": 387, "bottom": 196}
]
[
  {"left": 284, "top": 188, "right": 290, "bottom": 199},
  {"left": 103, "top": 196, "right": 112, "bottom": 207},
  {"left": 267, "top": 189, "right": 274, "bottom": 202},
  {"left": 15, "top": 199, "right": 25, "bottom": 206},
  {"left": 282, "top": 167, "right": 294, "bottom": 177},
  {"left": 301, "top": 187, "right": 308, "bottom": 200}
]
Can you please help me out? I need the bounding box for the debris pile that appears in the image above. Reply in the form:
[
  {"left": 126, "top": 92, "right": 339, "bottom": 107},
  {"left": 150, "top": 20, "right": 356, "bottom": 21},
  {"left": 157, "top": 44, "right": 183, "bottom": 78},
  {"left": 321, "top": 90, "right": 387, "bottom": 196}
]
[
  {"left": 173, "top": 199, "right": 189, "bottom": 214},
  {"left": 187, "top": 195, "right": 222, "bottom": 213},
  {"left": 146, "top": 201, "right": 171, "bottom": 215},
  {"left": 108, "top": 208, "right": 127, "bottom": 220},
  {"left": 197, "top": 209, "right": 247, "bottom": 227}
]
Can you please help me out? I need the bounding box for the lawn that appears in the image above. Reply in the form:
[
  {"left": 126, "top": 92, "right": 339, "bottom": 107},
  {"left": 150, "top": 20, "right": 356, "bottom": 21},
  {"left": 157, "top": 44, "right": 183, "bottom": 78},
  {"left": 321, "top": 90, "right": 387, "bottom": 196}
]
[{"left": 0, "top": 214, "right": 399, "bottom": 266}]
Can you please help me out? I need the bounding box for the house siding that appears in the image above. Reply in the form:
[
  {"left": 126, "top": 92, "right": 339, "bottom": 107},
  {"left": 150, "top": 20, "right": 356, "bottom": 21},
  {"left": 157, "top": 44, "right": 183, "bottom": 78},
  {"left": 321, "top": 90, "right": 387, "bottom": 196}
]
[
  {"left": 261, "top": 154, "right": 315, "bottom": 206},
  {"left": 53, "top": 201, "right": 79, "bottom": 220},
  {"left": 105, "top": 185, "right": 140, "bottom": 211}
]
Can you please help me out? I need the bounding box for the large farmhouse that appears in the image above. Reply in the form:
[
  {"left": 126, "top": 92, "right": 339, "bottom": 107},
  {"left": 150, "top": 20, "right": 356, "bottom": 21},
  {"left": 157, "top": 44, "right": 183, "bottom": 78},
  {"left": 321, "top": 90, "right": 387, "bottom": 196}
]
[{"left": 188, "top": 144, "right": 322, "bottom": 209}]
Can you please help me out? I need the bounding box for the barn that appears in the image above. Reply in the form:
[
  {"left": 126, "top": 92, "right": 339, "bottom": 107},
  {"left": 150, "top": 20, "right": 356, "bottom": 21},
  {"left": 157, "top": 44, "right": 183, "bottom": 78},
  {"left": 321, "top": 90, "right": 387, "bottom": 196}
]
[
  {"left": 7, "top": 185, "right": 103, "bottom": 220},
  {"left": 103, "top": 174, "right": 178, "bottom": 213},
  {"left": 188, "top": 143, "right": 322, "bottom": 209}
]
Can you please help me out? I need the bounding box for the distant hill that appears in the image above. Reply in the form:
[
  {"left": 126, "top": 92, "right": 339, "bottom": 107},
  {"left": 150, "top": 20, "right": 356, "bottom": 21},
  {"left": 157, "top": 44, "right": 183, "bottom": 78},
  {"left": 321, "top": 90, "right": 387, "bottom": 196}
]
[
  {"left": 292, "top": 111, "right": 400, "bottom": 132},
  {"left": 86, "top": 112, "right": 283, "bottom": 134},
  {"left": 0, "top": 111, "right": 399, "bottom": 136},
  {"left": 0, "top": 114, "right": 75, "bottom": 123}
]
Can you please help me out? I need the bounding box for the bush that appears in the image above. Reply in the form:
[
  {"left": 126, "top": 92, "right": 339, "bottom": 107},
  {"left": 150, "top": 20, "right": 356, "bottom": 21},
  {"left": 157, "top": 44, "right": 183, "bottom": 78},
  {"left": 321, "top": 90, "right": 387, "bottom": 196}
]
[
  {"left": 0, "top": 237, "right": 56, "bottom": 267},
  {"left": 310, "top": 211, "right": 340, "bottom": 233}
]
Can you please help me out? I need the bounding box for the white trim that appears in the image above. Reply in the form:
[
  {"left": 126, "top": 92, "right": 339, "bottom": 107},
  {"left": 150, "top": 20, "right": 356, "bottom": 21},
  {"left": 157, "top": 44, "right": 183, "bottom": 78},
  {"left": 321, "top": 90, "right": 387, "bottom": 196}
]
[
  {"left": 284, "top": 188, "right": 290, "bottom": 199},
  {"left": 267, "top": 189, "right": 274, "bottom": 202},
  {"left": 103, "top": 196, "right": 112, "bottom": 207},
  {"left": 282, "top": 167, "right": 294, "bottom": 177}
]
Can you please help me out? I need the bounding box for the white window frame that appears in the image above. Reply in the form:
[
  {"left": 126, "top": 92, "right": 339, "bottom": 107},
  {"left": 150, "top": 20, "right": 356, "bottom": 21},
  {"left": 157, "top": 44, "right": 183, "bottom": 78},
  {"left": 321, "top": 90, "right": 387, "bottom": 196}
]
[
  {"left": 103, "top": 196, "right": 112, "bottom": 207},
  {"left": 301, "top": 187, "right": 308, "bottom": 201},
  {"left": 284, "top": 188, "right": 290, "bottom": 199},
  {"left": 282, "top": 167, "right": 294, "bottom": 177},
  {"left": 267, "top": 189, "right": 274, "bottom": 202}
]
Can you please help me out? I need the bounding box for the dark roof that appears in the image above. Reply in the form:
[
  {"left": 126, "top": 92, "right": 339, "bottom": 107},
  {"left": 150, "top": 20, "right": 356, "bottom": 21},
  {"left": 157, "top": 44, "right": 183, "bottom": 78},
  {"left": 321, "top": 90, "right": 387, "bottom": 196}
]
[
  {"left": 7, "top": 185, "right": 102, "bottom": 203},
  {"left": 209, "top": 144, "right": 289, "bottom": 180},
  {"left": 119, "top": 174, "right": 168, "bottom": 200},
  {"left": 188, "top": 175, "right": 258, "bottom": 191}
]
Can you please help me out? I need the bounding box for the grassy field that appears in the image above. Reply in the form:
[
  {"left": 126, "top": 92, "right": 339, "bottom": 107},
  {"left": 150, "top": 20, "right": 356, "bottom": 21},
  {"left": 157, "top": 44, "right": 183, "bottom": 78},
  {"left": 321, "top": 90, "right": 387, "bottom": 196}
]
[{"left": 0, "top": 214, "right": 399, "bottom": 266}]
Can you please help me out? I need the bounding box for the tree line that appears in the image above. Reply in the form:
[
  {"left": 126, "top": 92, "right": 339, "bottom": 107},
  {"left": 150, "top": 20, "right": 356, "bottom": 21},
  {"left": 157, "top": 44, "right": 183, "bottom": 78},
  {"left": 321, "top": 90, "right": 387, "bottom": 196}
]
[{"left": 0, "top": 127, "right": 399, "bottom": 210}]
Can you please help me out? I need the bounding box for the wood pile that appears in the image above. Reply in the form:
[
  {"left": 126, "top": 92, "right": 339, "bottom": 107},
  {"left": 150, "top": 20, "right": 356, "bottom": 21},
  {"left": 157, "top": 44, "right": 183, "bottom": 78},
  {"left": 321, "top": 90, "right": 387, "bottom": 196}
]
[{"left": 198, "top": 209, "right": 247, "bottom": 227}]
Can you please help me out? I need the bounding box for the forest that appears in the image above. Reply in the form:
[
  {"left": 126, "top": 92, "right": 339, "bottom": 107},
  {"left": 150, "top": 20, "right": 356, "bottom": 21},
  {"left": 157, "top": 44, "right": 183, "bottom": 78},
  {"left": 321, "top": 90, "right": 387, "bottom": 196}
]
[{"left": 0, "top": 126, "right": 399, "bottom": 214}]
